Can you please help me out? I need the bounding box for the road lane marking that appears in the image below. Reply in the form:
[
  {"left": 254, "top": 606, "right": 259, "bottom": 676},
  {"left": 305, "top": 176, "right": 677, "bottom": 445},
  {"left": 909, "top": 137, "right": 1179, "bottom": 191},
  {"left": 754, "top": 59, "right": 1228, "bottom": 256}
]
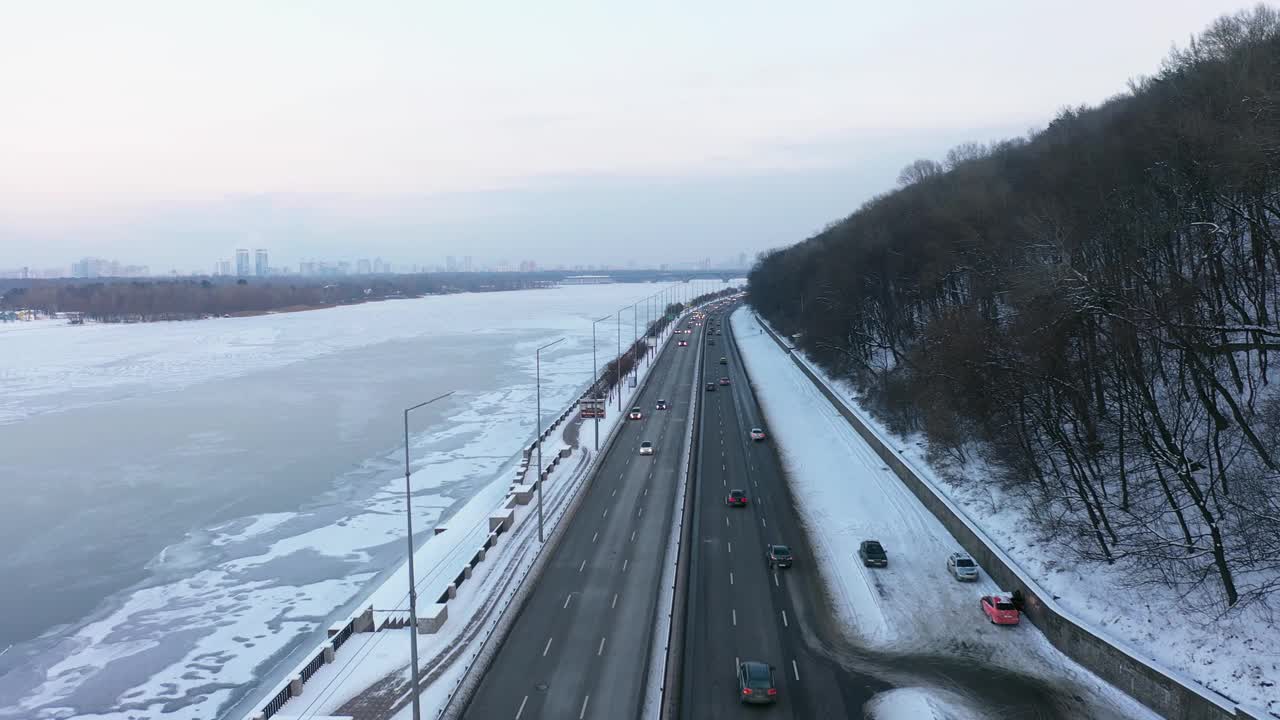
[
  {"left": 516, "top": 695, "right": 529, "bottom": 719},
  {"left": 612, "top": 489, "right": 616, "bottom": 497},
  {"left": 724, "top": 516, "right": 730, "bottom": 527},
  {"left": 761, "top": 517, "right": 766, "bottom": 528},
  {"left": 598, "top": 636, "right": 607, "bottom": 656},
  {"left": 792, "top": 660, "right": 800, "bottom": 681},
  {"left": 644, "top": 487, "right": 649, "bottom": 496},
  {"left": 564, "top": 594, "right": 572, "bottom": 609},
  {"left": 579, "top": 560, "right": 587, "bottom": 572},
  {"left": 638, "top": 507, "right": 644, "bottom": 518},
  {"left": 622, "top": 559, "right": 629, "bottom": 572},
  {"left": 631, "top": 530, "right": 636, "bottom": 542},
  {"left": 730, "top": 572, "right": 734, "bottom": 585},
  {"left": 579, "top": 695, "right": 590, "bottom": 719},
  {"left": 782, "top": 610, "right": 788, "bottom": 627},
  {"left": 603, "top": 508, "right": 609, "bottom": 519},
  {"left": 592, "top": 532, "right": 598, "bottom": 543},
  {"left": 774, "top": 572, "right": 779, "bottom": 587},
  {"left": 727, "top": 541, "right": 732, "bottom": 553},
  {"left": 612, "top": 593, "right": 618, "bottom": 608},
  {"left": 543, "top": 637, "right": 553, "bottom": 656},
  {"left": 732, "top": 609, "right": 737, "bottom": 626}
]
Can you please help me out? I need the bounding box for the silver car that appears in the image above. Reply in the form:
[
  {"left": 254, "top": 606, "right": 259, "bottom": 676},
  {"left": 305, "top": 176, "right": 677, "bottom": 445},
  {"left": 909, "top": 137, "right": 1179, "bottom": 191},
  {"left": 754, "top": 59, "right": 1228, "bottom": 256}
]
[{"left": 947, "top": 552, "right": 979, "bottom": 581}]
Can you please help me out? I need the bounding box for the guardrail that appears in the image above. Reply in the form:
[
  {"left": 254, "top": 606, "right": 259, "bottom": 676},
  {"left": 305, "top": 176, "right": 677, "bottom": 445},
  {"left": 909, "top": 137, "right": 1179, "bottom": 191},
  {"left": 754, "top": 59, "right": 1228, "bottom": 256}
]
[{"left": 750, "top": 311, "right": 1271, "bottom": 720}]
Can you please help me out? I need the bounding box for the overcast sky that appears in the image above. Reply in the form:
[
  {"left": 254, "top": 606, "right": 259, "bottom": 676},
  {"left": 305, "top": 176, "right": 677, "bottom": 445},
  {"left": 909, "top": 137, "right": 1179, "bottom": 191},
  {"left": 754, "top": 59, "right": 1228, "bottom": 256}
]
[{"left": 0, "top": 1, "right": 1258, "bottom": 272}]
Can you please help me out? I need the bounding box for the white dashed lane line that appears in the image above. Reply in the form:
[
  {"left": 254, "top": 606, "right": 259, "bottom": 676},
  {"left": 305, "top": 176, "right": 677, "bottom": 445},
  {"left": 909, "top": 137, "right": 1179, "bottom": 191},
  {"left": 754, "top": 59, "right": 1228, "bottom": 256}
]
[
  {"left": 579, "top": 695, "right": 590, "bottom": 719},
  {"left": 543, "top": 637, "right": 553, "bottom": 656},
  {"left": 782, "top": 610, "right": 788, "bottom": 627},
  {"left": 563, "top": 594, "right": 572, "bottom": 609},
  {"left": 516, "top": 695, "right": 529, "bottom": 719},
  {"left": 792, "top": 660, "right": 800, "bottom": 681}
]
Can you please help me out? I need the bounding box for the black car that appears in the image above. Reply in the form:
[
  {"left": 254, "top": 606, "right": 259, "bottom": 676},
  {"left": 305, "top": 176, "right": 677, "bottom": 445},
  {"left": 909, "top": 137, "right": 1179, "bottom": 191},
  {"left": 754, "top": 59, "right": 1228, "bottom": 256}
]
[
  {"left": 738, "top": 661, "right": 777, "bottom": 704},
  {"left": 766, "top": 544, "right": 793, "bottom": 568},
  {"left": 858, "top": 540, "right": 888, "bottom": 567},
  {"left": 706, "top": 382, "right": 716, "bottom": 392}
]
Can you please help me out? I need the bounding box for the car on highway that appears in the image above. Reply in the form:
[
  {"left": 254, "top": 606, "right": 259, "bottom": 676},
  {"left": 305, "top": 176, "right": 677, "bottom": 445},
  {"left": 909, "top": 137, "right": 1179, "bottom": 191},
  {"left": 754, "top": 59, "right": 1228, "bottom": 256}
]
[
  {"left": 719, "top": 377, "right": 730, "bottom": 385},
  {"left": 981, "top": 594, "right": 1020, "bottom": 625},
  {"left": 858, "top": 540, "right": 888, "bottom": 567},
  {"left": 749, "top": 427, "right": 766, "bottom": 441},
  {"left": 628, "top": 406, "right": 643, "bottom": 420},
  {"left": 737, "top": 661, "right": 777, "bottom": 704},
  {"left": 656, "top": 399, "right": 668, "bottom": 410},
  {"left": 719, "top": 357, "right": 728, "bottom": 364},
  {"left": 705, "top": 382, "right": 716, "bottom": 392},
  {"left": 725, "top": 489, "right": 748, "bottom": 506},
  {"left": 678, "top": 340, "right": 688, "bottom": 347},
  {"left": 947, "top": 552, "right": 980, "bottom": 581},
  {"left": 766, "top": 544, "right": 793, "bottom": 568},
  {"left": 639, "top": 441, "right": 654, "bottom": 455}
]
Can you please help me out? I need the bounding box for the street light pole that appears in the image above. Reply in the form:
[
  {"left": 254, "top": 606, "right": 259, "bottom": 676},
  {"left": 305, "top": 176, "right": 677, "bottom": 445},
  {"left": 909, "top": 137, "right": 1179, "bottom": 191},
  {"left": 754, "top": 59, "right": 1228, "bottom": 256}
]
[
  {"left": 616, "top": 310, "right": 622, "bottom": 413},
  {"left": 632, "top": 303, "right": 638, "bottom": 384},
  {"left": 402, "top": 390, "right": 455, "bottom": 720},
  {"left": 591, "top": 315, "right": 609, "bottom": 451},
  {"left": 536, "top": 337, "right": 564, "bottom": 543}
]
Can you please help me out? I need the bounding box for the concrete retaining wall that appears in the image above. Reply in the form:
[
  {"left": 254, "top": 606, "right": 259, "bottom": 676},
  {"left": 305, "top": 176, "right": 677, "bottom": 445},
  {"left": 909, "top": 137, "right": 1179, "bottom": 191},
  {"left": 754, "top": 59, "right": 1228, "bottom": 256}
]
[{"left": 752, "top": 314, "right": 1266, "bottom": 720}]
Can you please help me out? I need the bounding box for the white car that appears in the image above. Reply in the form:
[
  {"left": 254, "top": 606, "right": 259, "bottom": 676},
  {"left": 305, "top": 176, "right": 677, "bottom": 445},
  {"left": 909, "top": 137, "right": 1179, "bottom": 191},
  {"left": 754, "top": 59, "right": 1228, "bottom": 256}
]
[
  {"left": 639, "top": 441, "right": 654, "bottom": 455},
  {"left": 947, "top": 552, "right": 980, "bottom": 581},
  {"left": 628, "top": 407, "right": 643, "bottom": 420},
  {"left": 749, "top": 428, "right": 766, "bottom": 441}
]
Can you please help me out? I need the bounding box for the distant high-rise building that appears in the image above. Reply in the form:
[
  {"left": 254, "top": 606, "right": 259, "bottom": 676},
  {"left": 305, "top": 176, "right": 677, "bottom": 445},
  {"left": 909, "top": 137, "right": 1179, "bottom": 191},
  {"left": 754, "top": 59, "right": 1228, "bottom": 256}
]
[
  {"left": 357, "top": 258, "right": 371, "bottom": 274},
  {"left": 254, "top": 249, "right": 268, "bottom": 276},
  {"left": 463, "top": 256, "right": 473, "bottom": 273},
  {"left": 236, "top": 249, "right": 250, "bottom": 276},
  {"left": 446, "top": 255, "right": 457, "bottom": 272},
  {"left": 218, "top": 259, "right": 232, "bottom": 276}
]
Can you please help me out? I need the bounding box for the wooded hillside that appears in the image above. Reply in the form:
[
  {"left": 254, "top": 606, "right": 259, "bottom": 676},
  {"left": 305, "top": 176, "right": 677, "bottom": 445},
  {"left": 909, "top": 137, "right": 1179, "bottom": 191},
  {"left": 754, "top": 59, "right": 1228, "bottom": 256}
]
[{"left": 749, "top": 7, "right": 1280, "bottom": 609}]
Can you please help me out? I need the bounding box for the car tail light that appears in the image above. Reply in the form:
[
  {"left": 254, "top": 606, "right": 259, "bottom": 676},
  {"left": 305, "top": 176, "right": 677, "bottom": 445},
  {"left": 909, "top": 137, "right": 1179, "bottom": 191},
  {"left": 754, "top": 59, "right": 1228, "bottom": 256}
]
[
  {"left": 742, "top": 688, "right": 752, "bottom": 695},
  {"left": 767, "top": 688, "right": 777, "bottom": 696}
]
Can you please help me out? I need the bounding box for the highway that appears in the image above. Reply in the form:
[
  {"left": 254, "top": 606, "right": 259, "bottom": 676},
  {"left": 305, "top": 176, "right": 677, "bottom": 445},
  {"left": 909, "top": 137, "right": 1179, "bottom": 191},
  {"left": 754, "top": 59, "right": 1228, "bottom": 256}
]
[
  {"left": 681, "top": 305, "right": 878, "bottom": 718},
  {"left": 679, "top": 305, "right": 1080, "bottom": 719},
  {"left": 460, "top": 315, "right": 700, "bottom": 720}
]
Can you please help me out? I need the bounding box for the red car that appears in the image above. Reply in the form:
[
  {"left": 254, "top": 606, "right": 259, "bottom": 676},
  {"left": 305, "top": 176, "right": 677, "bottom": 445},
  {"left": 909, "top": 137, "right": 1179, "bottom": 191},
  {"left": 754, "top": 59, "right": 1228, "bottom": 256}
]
[
  {"left": 981, "top": 595, "right": 1020, "bottom": 625},
  {"left": 725, "top": 489, "right": 748, "bottom": 506},
  {"left": 719, "top": 377, "right": 730, "bottom": 386}
]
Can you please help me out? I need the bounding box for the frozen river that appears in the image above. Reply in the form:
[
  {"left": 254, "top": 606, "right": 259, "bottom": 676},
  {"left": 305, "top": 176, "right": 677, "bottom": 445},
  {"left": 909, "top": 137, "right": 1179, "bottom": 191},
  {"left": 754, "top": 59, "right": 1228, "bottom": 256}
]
[{"left": 0, "top": 281, "right": 726, "bottom": 720}]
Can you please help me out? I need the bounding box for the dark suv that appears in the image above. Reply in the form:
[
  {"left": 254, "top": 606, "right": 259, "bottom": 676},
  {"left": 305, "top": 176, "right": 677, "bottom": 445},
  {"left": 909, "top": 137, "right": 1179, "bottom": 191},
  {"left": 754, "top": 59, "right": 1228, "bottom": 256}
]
[
  {"left": 766, "top": 544, "right": 793, "bottom": 568},
  {"left": 737, "top": 661, "right": 777, "bottom": 704},
  {"left": 858, "top": 540, "right": 888, "bottom": 567}
]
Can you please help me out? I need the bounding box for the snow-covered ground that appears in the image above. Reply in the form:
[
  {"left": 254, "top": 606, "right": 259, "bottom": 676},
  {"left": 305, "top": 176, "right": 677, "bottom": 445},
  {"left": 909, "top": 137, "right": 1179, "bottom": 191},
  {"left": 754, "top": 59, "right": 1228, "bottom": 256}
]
[
  {"left": 736, "top": 309, "right": 1280, "bottom": 718},
  {"left": 730, "top": 307, "right": 1163, "bottom": 720},
  {"left": 0, "top": 282, "right": 737, "bottom": 720},
  {"left": 863, "top": 687, "right": 982, "bottom": 720}
]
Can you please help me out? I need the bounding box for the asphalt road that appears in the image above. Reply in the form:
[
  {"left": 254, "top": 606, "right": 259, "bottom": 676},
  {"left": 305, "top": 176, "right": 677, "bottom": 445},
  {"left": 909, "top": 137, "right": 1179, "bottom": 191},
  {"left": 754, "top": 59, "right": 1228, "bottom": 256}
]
[
  {"left": 681, "top": 307, "right": 882, "bottom": 719},
  {"left": 461, "top": 319, "right": 699, "bottom": 720},
  {"left": 679, "top": 306, "right": 1080, "bottom": 720}
]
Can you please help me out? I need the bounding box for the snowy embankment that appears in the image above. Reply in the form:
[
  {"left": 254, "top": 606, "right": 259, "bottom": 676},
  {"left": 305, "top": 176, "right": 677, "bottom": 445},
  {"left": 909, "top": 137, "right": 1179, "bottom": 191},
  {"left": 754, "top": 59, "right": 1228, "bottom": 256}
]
[
  {"left": 729, "top": 308, "right": 1161, "bottom": 720},
  {"left": 736, "top": 309, "right": 1280, "bottom": 718},
  {"left": 259, "top": 312, "right": 689, "bottom": 720},
  {"left": 863, "top": 687, "right": 982, "bottom": 720}
]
